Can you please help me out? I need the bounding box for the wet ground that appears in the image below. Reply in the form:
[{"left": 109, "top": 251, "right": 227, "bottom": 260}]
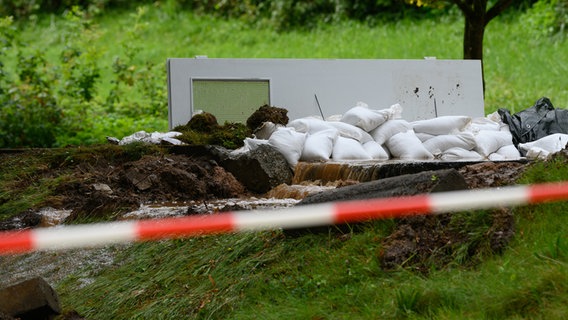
[{"left": 0, "top": 147, "right": 530, "bottom": 294}]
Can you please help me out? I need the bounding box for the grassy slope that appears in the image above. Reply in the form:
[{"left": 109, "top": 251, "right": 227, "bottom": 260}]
[{"left": 56, "top": 156, "right": 568, "bottom": 319}]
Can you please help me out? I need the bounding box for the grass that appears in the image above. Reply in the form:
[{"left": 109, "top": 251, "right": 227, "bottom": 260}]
[{"left": 53, "top": 154, "right": 568, "bottom": 319}]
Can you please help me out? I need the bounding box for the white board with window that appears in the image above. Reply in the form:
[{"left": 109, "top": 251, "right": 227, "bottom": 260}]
[{"left": 167, "top": 57, "right": 484, "bottom": 129}]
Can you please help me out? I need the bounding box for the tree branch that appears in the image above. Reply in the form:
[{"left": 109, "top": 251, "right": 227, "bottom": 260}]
[
  {"left": 486, "top": 0, "right": 514, "bottom": 25},
  {"left": 451, "top": 0, "right": 474, "bottom": 18}
]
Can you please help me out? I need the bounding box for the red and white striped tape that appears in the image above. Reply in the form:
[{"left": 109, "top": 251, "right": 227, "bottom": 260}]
[{"left": 1, "top": 181, "right": 568, "bottom": 255}]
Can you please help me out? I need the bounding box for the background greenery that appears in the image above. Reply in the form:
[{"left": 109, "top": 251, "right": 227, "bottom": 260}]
[{"left": 0, "top": 0, "right": 566, "bottom": 147}]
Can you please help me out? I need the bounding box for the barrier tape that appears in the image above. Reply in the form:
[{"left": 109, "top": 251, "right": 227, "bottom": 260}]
[{"left": 1, "top": 181, "right": 568, "bottom": 255}]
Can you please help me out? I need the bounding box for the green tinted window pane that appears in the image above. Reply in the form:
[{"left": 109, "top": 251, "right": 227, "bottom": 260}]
[{"left": 192, "top": 79, "right": 270, "bottom": 124}]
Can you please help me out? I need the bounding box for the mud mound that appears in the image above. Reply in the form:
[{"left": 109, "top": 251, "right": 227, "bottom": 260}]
[
  {"left": 380, "top": 208, "right": 515, "bottom": 273},
  {"left": 42, "top": 153, "right": 248, "bottom": 223}
]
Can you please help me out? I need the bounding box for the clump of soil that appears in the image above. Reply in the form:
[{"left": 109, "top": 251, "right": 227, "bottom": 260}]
[
  {"left": 0, "top": 147, "right": 249, "bottom": 226},
  {"left": 61, "top": 153, "right": 247, "bottom": 222},
  {"left": 379, "top": 208, "right": 515, "bottom": 273},
  {"left": 246, "top": 104, "right": 289, "bottom": 131},
  {"left": 179, "top": 112, "right": 219, "bottom": 132},
  {"left": 378, "top": 160, "right": 527, "bottom": 273}
]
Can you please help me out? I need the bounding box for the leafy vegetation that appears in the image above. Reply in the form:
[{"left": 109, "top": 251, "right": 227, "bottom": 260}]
[{"left": 0, "top": 1, "right": 566, "bottom": 148}]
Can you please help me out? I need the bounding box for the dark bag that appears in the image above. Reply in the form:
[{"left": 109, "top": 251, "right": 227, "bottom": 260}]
[{"left": 498, "top": 97, "right": 568, "bottom": 147}]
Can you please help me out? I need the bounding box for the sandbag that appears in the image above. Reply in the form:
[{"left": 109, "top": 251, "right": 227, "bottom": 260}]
[
  {"left": 327, "top": 121, "right": 373, "bottom": 143},
  {"left": 473, "top": 130, "right": 514, "bottom": 157},
  {"left": 254, "top": 122, "right": 283, "bottom": 139},
  {"left": 422, "top": 132, "right": 476, "bottom": 154},
  {"left": 411, "top": 116, "right": 471, "bottom": 135},
  {"left": 268, "top": 127, "right": 307, "bottom": 169},
  {"left": 465, "top": 116, "right": 501, "bottom": 133},
  {"left": 300, "top": 129, "right": 339, "bottom": 162},
  {"left": 340, "top": 103, "right": 402, "bottom": 132},
  {"left": 287, "top": 117, "right": 334, "bottom": 134},
  {"left": 369, "top": 119, "right": 412, "bottom": 145},
  {"left": 498, "top": 97, "right": 568, "bottom": 146},
  {"left": 363, "top": 140, "right": 389, "bottom": 160},
  {"left": 385, "top": 130, "right": 434, "bottom": 160},
  {"left": 439, "top": 147, "right": 484, "bottom": 161},
  {"left": 332, "top": 136, "right": 372, "bottom": 161},
  {"left": 517, "top": 133, "right": 568, "bottom": 157},
  {"left": 494, "top": 144, "right": 522, "bottom": 160}
]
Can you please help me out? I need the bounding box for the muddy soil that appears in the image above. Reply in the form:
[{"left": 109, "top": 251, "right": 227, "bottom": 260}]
[{"left": 0, "top": 147, "right": 530, "bottom": 288}]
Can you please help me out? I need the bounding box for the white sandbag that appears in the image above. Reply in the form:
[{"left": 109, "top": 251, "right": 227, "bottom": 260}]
[
  {"left": 494, "top": 144, "right": 522, "bottom": 160},
  {"left": 411, "top": 116, "right": 471, "bottom": 135},
  {"left": 229, "top": 137, "right": 269, "bottom": 155},
  {"left": 517, "top": 133, "right": 568, "bottom": 156},
  {"left": 525, "top": 147, "right": 550, "bottom": 160},
  {"left": 327, "top": 121, "right": 373, "bottom": 143},
  {"left": 245, "top": 137, "right": 269, "bottom": 150},
  {"left": 369, "top": 119, "right": 412, "bottom": 145},
  {"left": 340, "top": 106, "right": 388, "bottom": 132},
  {"left": 488, "top": 153, "right": 506, "bottom": 161},
  {"left": 385, "top": 130, "right": 434, "bottom": 160},
  {"left": 332, "top": 136, "right": 372, "bottom": 161},
  {"left": 340, "top": 102, "right": 402, "bottom": 132},
  {"left": 473, "top": 130, "right": 514, "bottom": 157},
  {"left": 363, "top": 140, "right": 389, "bottom": 160},
  {"left": 439, "top": 147, "right": 484, "bottom": 161},
  {"left": 465, "top": 117, "right": 501, "bottom": 133},
  {"left": 300, "top": 129, "right": 339, "bottom": 161},
  {"left": 268, "top": 127, "right": 307, "bottom": 169},
  {"left": 254, "top": 122, "right": 283, "bottom": 139},
  {"left": 287, "top": 117, "right": 334, "bottom": 134},
  {"left": 422, "top": 132, "right": 476, "bottom": 154},
  {"left": 325, "top": 114, "right": 343, "bottom": 121},
  {"left": 415, "top": 132, "right": 436, "bottom": 142}
]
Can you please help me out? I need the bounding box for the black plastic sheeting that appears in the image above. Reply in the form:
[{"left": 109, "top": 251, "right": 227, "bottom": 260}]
[{"left": 499, "top": 97, "right": 568, "bottom": 147}]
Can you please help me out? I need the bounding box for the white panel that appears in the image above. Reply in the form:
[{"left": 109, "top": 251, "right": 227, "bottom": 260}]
[{"left": 167, "top": 58, "right": 484, "bottom": 129}]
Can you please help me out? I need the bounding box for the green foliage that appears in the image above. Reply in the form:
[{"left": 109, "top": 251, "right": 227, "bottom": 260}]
[
  {"left": 178, "top": 0, "right": 432, "bottom": 30},
  {"left": 0, "top": 0, "right": 137, "bottom": 18},
  {"left": 0, "top": 6, "right": 169, "bottom": 148},
  {"left": 0, "top": 19, "right": 63, "bottom": 148},
  {"left": 522, "top": 0, "right": 567, "bottom": 41}
]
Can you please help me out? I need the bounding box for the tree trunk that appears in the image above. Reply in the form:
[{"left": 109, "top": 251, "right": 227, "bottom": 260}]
[
  {"left": 463, "top": 11, "right": 485, "bottom": 60},
  {"left": 453, "top": 0, "right": 514, "bottom": 93}
]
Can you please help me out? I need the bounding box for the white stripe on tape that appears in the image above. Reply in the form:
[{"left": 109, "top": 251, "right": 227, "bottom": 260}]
[
  {"left": 234, "top": 203, "right": 335, "bottom": 231},
  {"left": 430, "top": 185, "right": 530, "bottom": 213},
  {"left": 34, "top": 221, "right": 137, "bottom": 250}
]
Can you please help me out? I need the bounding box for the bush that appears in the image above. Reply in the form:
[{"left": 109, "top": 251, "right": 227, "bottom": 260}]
[
  {"left": 0, "top": 0, "right": 141, "bottom": 18},
  {"left": 522, "top": 0, "right": 567, "bottom": 40},
  {"left": 0, "top": 7, "right": 168, "bottom": 148},
  {"left": 176, "top": 0, "right": 432, "bottom": 30}
]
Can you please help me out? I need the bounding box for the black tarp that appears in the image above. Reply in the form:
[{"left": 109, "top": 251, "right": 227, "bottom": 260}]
[{"left": 498, "top": 97, "right": 568, "bottom": 147}]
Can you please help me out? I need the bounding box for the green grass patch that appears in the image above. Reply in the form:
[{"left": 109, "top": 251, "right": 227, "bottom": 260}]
[{"left": 54, "top": 156, "right": 568, "bottom": 319}]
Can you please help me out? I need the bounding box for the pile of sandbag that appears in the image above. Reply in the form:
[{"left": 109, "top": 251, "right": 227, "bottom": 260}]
[{"left": 233, "top": 102, "right": 528, "bottom": 169}]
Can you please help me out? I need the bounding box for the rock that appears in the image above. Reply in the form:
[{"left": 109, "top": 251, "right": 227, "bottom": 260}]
[
  {"left": 286, "top": 169, "right": 468, "bottom": 236},
  {"left": 298, "top": 168, "right": 468, "bottom": 205},
  {"left": 0, "top": 277, "right": 61, "bottom": 320},
  {"left": 219, "top": 144, "right": 293, "bottom": 194},
  {"left": 92, "top": 183, "right": 113, "bottom": 194}
]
